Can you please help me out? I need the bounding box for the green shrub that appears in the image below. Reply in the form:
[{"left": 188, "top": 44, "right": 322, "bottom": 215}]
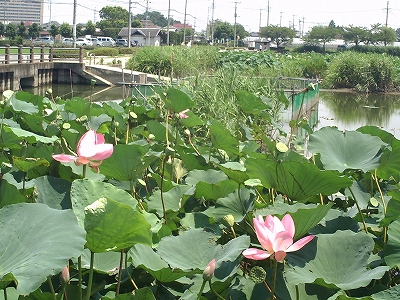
[
  {"left": 128, "top": 46, "right": 220, "bottom": 78},
  {"left": 52, "top": 48, "right": 86, "bottom": 59},
  {"left": 324, "top": 51, "right": 398, "bottom": 92},
  {"left": 119, "top": 47, "right": 134, "bottom": 55},
  {"left": 89, "top": 47, "right": 119, "bottom": 56}
]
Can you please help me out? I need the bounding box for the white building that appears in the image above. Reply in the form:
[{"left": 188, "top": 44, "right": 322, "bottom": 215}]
[{"left": 0, "top": 0, "right": 43, "bottom": 24}]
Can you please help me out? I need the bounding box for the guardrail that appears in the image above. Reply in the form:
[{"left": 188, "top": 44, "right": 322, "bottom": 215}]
[{"left": 0, "top": 45, "right": 84, "bottom": 64}]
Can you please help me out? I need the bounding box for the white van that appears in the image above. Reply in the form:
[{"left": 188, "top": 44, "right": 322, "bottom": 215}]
[{"left": 96, "top": 37, "right": 116, "bottom": 47}]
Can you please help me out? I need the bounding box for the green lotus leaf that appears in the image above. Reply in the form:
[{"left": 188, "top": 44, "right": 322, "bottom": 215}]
[
  {"left": 205, "top": 188, "right": 254, "bottom": 223},
  {"left": 0, "top": 180, "right": 26, "bottom": 209},
  {"left": 246, "top": 158, "right": 352, "bottom": 201},
  {"left": 164, "top": 87, "right": 195, "bottom": 113},
  {"left": 370, "top": 284, "right": 400, "bottom": 300},
  {"left": 156, "top": 229, "right": 249, "bottom": 272},
  {"left": 308, "top": 127, "right": 385, "bottom": 172},
  {"left": 100, "top": 144, "right": 159, "bottom": 181},
  {"left": 0, "top": 203, "right": 86, "bottom": 295},
  {"left": 217, "top": 162, "right": 249, "bottom": 184},
  {"left": 71, "top": 178, "right": 138, "bottom": 228},
  {"left": 235, "top": 90, "right": 270, "bottom": 115},
  {"left": 129, "top": 244, "right": 192, "bottom": 282},
  {"left": 12, "top": 156, "right": 49, "bottom": 173},
  {"left": 285, "top": 231, "right": 389, "bottom": 290},
  {"left": 209, "top": 119, "right": 240, "bottom": 156},
  {"left": 384, "top": 216, "right": 400, "bottom": 267},
  {"left": 80, "top": 249, "right": 120, "bottom": 274},
  {"left": 377, "top": 138, "right": 400, "bottom": 181},
  {"left": 186, "top": 169, "right": 228, "bottom": 185},
  {"left": 102, "top": 287, "right": 156, "bottom": 300},
  {"left": 35, "top": 176, "right": 72, "bottom": 210},
  {"left": 146, "top": 185, "right": 193, "bottom": 216},
  {"left": 84, "top": 198, "right": 152, "bottom": 253}
]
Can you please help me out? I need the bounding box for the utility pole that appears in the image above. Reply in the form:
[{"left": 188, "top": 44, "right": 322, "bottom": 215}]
[
  {"left": 49, "top": 0, "right": 52, "bottom": 23},
  {"left": 145, "top": 0, "right": 149, "bottom": 27},
  {"left": 73, "top": 0, "right": 77, "bottom": 48},
  {"left": 211, "top": 0, "right": 215, "bottom": 43},
  {"left": 267, "top": 0, "right": 270, "bottom": 26},
  {"left": 128, "top": 0, "right": 132, "bottom": 48},
  {"left": 292, "top": 14, "right": 296, "bottom": 31},
  {"left": 385, "top": 1, "right": 389, "bottom": 26},
  {"left": 280, "top": 12, "right": 283, "bottom": 27},
  {"left": 234, "top": 2, "right": 239, "bottom": 47},
  {"left": 167, "top": 0, "right": 171, "bottom": 45},
  {"left": 302, "top": 17, "right": 305, "bottom": 37},
  {"left": 183, "top": 0, "right": 188, "bottom": 43},
  {"left": 259, "top": 9, "right": 262, "bottom": 34}
]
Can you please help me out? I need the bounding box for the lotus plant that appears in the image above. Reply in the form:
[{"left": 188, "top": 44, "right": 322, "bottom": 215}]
[
  {"left": 52, "top": 130, "right": 113, "bottom": 172},
  {"left": 243, "top": 214, "right": 314, "bottom": 262}
]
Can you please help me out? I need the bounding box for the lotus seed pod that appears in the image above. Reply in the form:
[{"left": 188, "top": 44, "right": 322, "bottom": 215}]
[
  {"left": 62, "top": 123, "right": 71, "bottom": 129},
  {"left": 114, "top": 121, "right": 119, "bottom": 127},
  {"left": 222, "top": 214, "right": 235, "bottom": 227},
  {"left": 249, "top": 266, "right": 266, "bottom": 283},
  {"left": 46, "top": 88, "right": 53, "bottom": 94},
  {"left": 148, "top": 134, "right": 155, "bottom": 140},
  {"left": 80, "top": 115, "right": 88, "bottom": 122},
  {"left": 276, "top": 142, "right": 288, "bottom": 153},
  {"left": 184, "top": 129, "right": 191, "bottom": 135}
]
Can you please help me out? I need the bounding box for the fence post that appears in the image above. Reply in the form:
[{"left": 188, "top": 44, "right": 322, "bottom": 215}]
[
  {"left": 30, "top": 45, "right": 34, "bottom": 63},
  {"left": 18, "top": 45, "right": 23, "bottom": 63},
  {"left": 40, "top": 46, "right": 45, "bottom": 62},
  {"left": 79, "top": 47, "right": 83, "bottom": 63},
  {"left": 5, "top": 45, "right": 10, "bottom": 64},
  {"left": 49, "top": 46, "right": 53, "bottom": 62}
]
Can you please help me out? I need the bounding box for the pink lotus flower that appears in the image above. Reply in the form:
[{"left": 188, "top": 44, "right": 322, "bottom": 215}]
[
  {"left": 177, "top": 109, "right": 189, "bottom": 119},
  {"left": 242, "top": 214, "right": 314, "bottom": 262},
  {"left": 52, "top": 130, "right": 113, "bottom": 172},
  {"left": 203, "top": 258, "right": 216, "bottom": 280}
]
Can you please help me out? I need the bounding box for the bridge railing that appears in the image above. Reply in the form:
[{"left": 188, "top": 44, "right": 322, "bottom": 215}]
[{"left": 0, "top": 46, "right": 84, "bottom": 64}]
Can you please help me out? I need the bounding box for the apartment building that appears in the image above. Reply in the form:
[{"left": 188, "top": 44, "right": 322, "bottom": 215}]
[{"left": 0, "top": 0, "right": 44, "bottom": 24}]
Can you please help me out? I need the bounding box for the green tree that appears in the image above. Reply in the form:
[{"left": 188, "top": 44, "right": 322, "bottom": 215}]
[
  {"left": 0, "top": 23, "right": 4, "bottom": 36},
  {"left": 133, "top": 11, "right": 168, "bottom": 27},
  {"left": 85, "top": 20, "right": 96, "bottom": 36},
  {"left": 260, "top": 25, "right": 296, "bottom": 48},
  {"left": 97, "top": 6, "right": 128, "bottom": 32},
  {"left": 5, "top": 23, "right": 17, "bottom": 40},
  {"left": 214, "top": 20, "right": 234, "bottom": 42},
  {"left": 49, "top": 24, "right": 59, "bottom": 39},
  {"left": 235, "top": 24, "right": 248, "bottom": 40},
  {"left": 17, "top": 22, "right": 26, "bottom": 39},
  {"left": 304, "top": 25, "right": 337, "bottom": 52},
  {"left": 375, "top": 25, "right": 397, "bottom": 46},
  {"left": 396, "top": 28, "right": 400, "bottom": 41},
  {"left": 342, "top": 25, "right": 369, "bottom": 46},
  {"left": 59, "top": 22, "right": 72, "bottom": 38},
  {"left": 76, "top": 24, "right": 83, "bottom": 37},
  {"left": 28, "top": 23, "right": 41, "bottom": 39}
]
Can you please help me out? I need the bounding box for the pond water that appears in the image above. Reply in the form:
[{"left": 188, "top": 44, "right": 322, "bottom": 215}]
[
  {"left": 23, "top": 84, "right": 400, "bottom": 139},
  {"left": 317, "top": 91, "right": 400, "bottom": 139}
]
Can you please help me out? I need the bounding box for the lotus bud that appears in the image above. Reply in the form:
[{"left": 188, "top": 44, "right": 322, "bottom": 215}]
[
  {"left": 203, "top": 259, "right": 216, "bottom": 281},
  {"left": 222, "top": 214, "right": 235, "bottom": 227},
  {"left": 60, "top": 266, "right": 70, "bottom": 285}
]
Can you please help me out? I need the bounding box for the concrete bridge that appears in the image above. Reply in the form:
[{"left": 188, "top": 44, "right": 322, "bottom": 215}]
[{"left": 0, "top": 46, "right": 160, "bottom": 92}]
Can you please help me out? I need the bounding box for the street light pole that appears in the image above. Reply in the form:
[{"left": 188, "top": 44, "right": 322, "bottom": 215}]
[
  {"left": 183, "top": 0, "right": 188, "bottom": 44},
  {"left": 167, "top": 0, "right": 171, "bottom": 45},
  {"left": 73, "top": 0, "right": 77, "bottom": 48},
  {"left": 128, "top": 0, "right": 132, "bottom": 48}
]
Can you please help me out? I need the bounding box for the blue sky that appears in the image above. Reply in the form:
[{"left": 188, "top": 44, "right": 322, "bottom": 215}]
[{"left": 45, "top": 0, "right": 400, "bottom": 33}]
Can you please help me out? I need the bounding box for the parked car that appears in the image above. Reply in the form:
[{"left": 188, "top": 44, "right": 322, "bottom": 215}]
[
  {"left": 61, "top": 38, "right": 73, "bottom": 46},
  {"left": 131, "top": 40, "right": 139, "bottom": 46},
  {"left": 32, "top": 36, "right": 54, "bottom": 46},
  {"left": 96, "top": 37, "right": 116, "bottom": 47},
  {"left": 116, "top": 39, "right": 128, "bottom": 47},
  {"left": 89, "top": 37, "right": 103, "bottom": 46},
  {"left": 75, "top": 38, "right": 92, "bottom": 47}
]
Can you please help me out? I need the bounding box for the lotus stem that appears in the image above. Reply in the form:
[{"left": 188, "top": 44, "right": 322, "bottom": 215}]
[
  {"left": 196, "top": 279, "right": 207, "bottom": 300},
  {"left": 160, "top": 156, "right": 168, "bottom": 224},
  {"left": 373, "top": 170, "right": 387, "bottom": 244},
  {"left": 348, "top": 187, "right": 368, "bottom": 233},
  {"left": 85, "top": 251, "right": 95, "bottom": 300},
  {"left": 208, "top": 280, "right": 225, "bottom": 300},
  {"left": 3, "top": 289, "right": 7, "bottom": 300},
  {"left": 47, "top": 277, "right": 56, "bottom": 300},
  {"left": 78, "top": 256, "right": 82, "bottom": 300},
  {"left": 116, "top": 250, "right": 124, "bottom": 296},
  {"left": 270, "top": 259, "right": 278, "bottom": 300},
  {"left": 124, "top": 250, "right": 139, "bottom": 290}
]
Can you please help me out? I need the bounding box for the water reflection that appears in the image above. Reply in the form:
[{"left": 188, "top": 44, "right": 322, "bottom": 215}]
[
  {"left": 318, "top": 91, "right": 400, "bottom": 138},
  {"left": 22, "top": 84, "right": 128, "bottom": 102}
]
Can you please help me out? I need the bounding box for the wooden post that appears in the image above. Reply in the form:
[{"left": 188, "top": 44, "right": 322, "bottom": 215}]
[
  {"left": 30, "top": 46, "right": 34, "bottom": 63},
  {"left": 40, "top": 46, "right": 45, "bottom": 62},
  {"left": 49, "top": 46, "right": 53, "bottom": 62},
  {"left": 79, "top": 47, "right": 83, "bottom": 63},
  {"left": 5, "top": 45, "right": 10, "bottom": 64},
  {"left": 18, "top": 45, "right": 23, "bottom": 63}
]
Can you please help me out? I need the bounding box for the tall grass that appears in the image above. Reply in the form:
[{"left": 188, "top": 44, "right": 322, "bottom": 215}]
[{"left": 324, "top": 52, "right": 400, "bottom": 92}]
